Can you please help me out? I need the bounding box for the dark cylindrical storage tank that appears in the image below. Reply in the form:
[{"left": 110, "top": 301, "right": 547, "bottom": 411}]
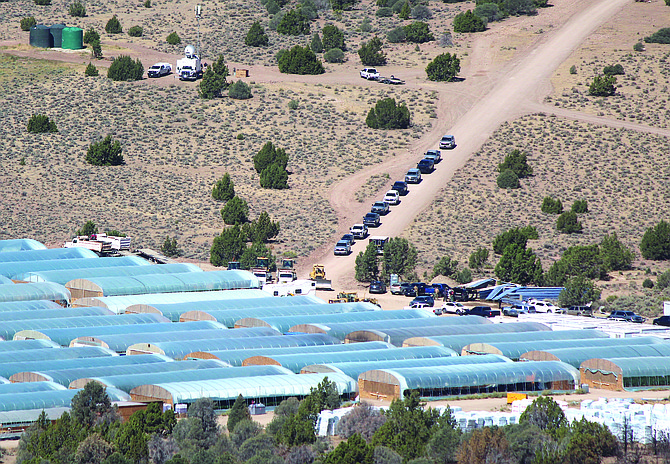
[
  {"left": 61, "top": 27, "right": 83, "bottom": 50},
  {"left": 50, "top": 24, "right": 66, "bottom": 48},
  {"left": 30, "top": 25, "right": 53, "bottom": 48}
]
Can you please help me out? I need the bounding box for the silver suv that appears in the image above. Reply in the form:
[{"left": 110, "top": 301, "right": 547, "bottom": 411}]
[
  {"left": 405, "top": 168, "right": 422, "bottom": 184},
  {"left": 439, "top": 135, "right": 455, "bottom": 149}
]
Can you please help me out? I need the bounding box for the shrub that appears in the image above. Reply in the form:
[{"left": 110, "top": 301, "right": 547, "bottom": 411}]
[
  {"left": 433, "top": 256, "right": 458, "bottom": 278},
  {"left": 245, "top": 22, "right": 269, "bottom": 47},
  {"left": 358, "top": 37, "right": 387, "bottom": 66},
  {"left": 425, "top": 52, "right": 460, "bottom": 81},
  {"left": 322, "top": 24, "right": 345, "bottom": 51},
  {"left": 501, "top": 0, "right": 536, "bottom": 15},
  {"left": 492, "top": 227, "right": 536, "bottom": 255},
  {"left": 643, "top": 278, "right": 654, "bottom": 289},
  {"left": 453, "top": 10, "right": 486, "bottom": 33},
  {"left": 404, "top": 21, "right": 434, "bottom": 43},
  {"left": 569, "top": 64, "right": 577, "bottom": 74},
  {"left": 277, "top": 9, "right": 310, "bottom": 36},
  {"left": 541, "top": 197, "right": 563, "bottom": 214},
  {"left": 633, "top": 42, "right": 645, "bottom": 52},
  {"left": 603, "top": 63, "right": 624, "bottom": 75},
  {"left": 455, "top": 268, "right": 472, "bottom": 284},
  {"left": 324, "top": 48, "right": 345, "bottom": 63},
  {"left": 199, "top": 55, "right": 229, "bottom": 99},
  {"left": 166, "top": 32, "right": 181, "bottom": 45},
  {"left": 469, "top": 247, "right": 489, "bottom": 269},
  {"left": 86, "top": 135, "right": 124, "bottom": 166},
  {"left": 33, "top": 0, "right": 51, "bottom": 5},
  {"left": 658, "top": 270, "right": 670, "bottom": 289},
  {"left": 105, "top": 15, "right": 122, "bottom": 34},
  {"left": 300, "top": 1, "right": 318, "bottom": 20},
  {"left": 266, "top": 0, "right": 280, "bottom": 13},
  {"left": 387, "top": 27, "right": 406, "bottom": 43},
  {"left": 278, "top": 45, "right": 324, "bottom": 75},
  {"left": 640, "top": 220, "right": 670, "bottom": 260},
  {"left": 254, "top": 142, "right": 288, "bottom": 174},
  {"left": 85, "top": 62, "right": 99, "bottom": 76},
  {"left": 27, "top": 114, "right": 57, "bottom": 133},
  {"left": 645, "top": 27, "right": 670, "bottom": 44},
  {"left": 128, "top": 26, "right": 143, "bottom": 37},
  {"left": 666, "top": 0, "right": 670, "bottom": 5},
  {"left": 558, "top": 276, "right": 600, "bottom": 307},
  {"left": 360, "top": 18, "right": 372, "bottom": 32},
  {"left": 228, "top": 80, "right": 252, "bottom": 99},
  {"left": 161, "top": 237, "right": 181, "bottom": 257},
  {"left": 571, "top": 200, "right": 588, "bottom": 213},
  {"left": 68, "top": 1, "right": 86, "bottom": 17},
  {"left": 331, "top": 0, "right": 360, "bottom": 10},
  {"left": 588, "top": 74, "right": 616, "bottom": 96},
  {"left": 556, "top": 211, "right": 582, "bottom": 234},
  {"left": 83, "top": 28, "right": 99, "bottom": 44},
  {"left": 212, "top": 173, "right": 235, "bottom": 202},
  {"left": 498, "top": 149, "right": 532, "bottom": 178},
  {"left": 411, "top": 4, "right": 432, "bottom": 19},
  {"left": 366, "top": 98, "right": 411, "bottom": 129},
  {"left": 90, "top": 39, "right": 102, "bottom": 59},
  {"left": 221, "top": 196, "right": 249, "bottom": 225},
  {"left": 474, "top": 2, "right": 502, "bottom": 21},
  {"left": 288, "top": 100, "right": 299, "bottom": 110},
  {"left": 144, "top": 0, "right": 151, "bottom": 7},
  {"left": 600, "top": 233, "right": 634, "bottom": 271},
  {"left": 107, "top": 55, "right": 144, "bottom": 81},
  {"left": 20, "top": 17, "right": 36, "bottom": 32},
  {"left": 260, "top": 164, "right": 289, "bottom": 189},
  {"left": 496, "top": 169, "right": 519, "bottom": 189},
  {"left": 310, "top": 33, "right": 324, "bottom": 53},
  {"left": 376, "top": 7, "right": 394, "bottom": 16},
  {"left": 399, "top": 1, "right": 410, "bottom": 19}
]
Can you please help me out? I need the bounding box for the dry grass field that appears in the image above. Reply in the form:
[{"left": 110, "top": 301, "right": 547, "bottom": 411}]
[{"left": 0, "top": 53, "right": 435, "bottom": 258}]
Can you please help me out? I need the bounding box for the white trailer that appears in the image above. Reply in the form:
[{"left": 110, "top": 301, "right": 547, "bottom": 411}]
[
  {"left": 264, "top": 280, "right": 316, "bottom": 297},
  {"left": 64, "top": 234, "right": 131, "bottom": 253}
]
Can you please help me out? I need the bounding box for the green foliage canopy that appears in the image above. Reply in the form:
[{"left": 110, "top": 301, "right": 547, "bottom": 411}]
[
  {"left": 107, "top": 55, "right": 144, "bottom": 81},
  {"left": 358, "top": 37, "right": 387, "bottom": 66},
  {"left": 453, "top": 10, "right": 486, "bottom": 32},
  {"left": 278, "top": 45, "right": 325, "bottom": 75},
  {"left": 27, "top": 114, "right": 57, "bottom": 133},
  {"left": 86, "top": 135, "right": 124, "bottom": 166},
  {"left": 245, "top": 22, "right": 269, "bottom": 47},
  {"left": 425, "top": 52, "right": 460, "bottom": 81},
  {"left": 105, "top": 15, "right": 122, "bottom": 34},
  {"left": 366, "top": 98, "right": 411, "bottom": 129},
  {"left": 640, "top": 220, "right": 670, "bottom": 260}
]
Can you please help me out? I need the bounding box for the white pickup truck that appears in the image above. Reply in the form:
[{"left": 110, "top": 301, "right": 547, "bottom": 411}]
[{"left": 360, "top": 68, "right": 380, "bottom": 80}]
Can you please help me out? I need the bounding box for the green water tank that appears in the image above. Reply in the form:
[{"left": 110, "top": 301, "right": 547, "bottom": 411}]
[
  {"left": 49, "top": 24, "right": 66, "bottom": 48},
  {"left": 29, "top": 25, "right": 52, "bottom": 48},
  {"left": 61, "top": 27, "right": 83, "bottom": 50}
]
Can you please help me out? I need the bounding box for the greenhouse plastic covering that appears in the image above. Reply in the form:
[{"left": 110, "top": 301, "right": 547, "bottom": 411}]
[
  {"left": 82, "top": 365, "right": 293, "bottom": 392},
  {"left": 0, "top": 300, "right": 61, "bottom": 312},
  {"left": 249, "top": 346, "right": 457, "bottom": 373},
  {"left": 238, "top": 309, "right": 434, "bottom": 333},
  {"left": 193, "top": 341, "right": 394, "bottom": 366},
  {"left": 0, "top": 346, "right": 115, "bottom": 366},
  {"left": 76, "top": 289, "right": 271, "bottom": 314},
  {"left": 0, "top": 353, "right": 171, "bottom": 379},
  {"left": 131, "top": 372, "right": 357, "bottom": 405},
  {"left": 0, "top": 306, "right": 111, "bottom": 323},
  {"left": 466, "top": 336, "right": 669, "bottom": 360},
  {"left": 0, "top": 339, "right": 60, "bottom": 352},
  {"left": 133, "top": 295, "right": 324, "bottom": 322},
  {"left": 582, "top": 356, "right": 670, "bottom": 389},
  {"left": 292, "top": 315, "right": 492, "bottom": 340},
  {"left": 0, "top": 239, "right": 47, "bottom": 253},
  {"left": 2, "top": 256, "right": 149, "bottom": 279},
  {"left": 18, "top": 263, "right": 202, "bottom": 285},
  {"left": 0, "top": 381, "right": 66, "bottom": 395},
  {"left": 2, "top": 313, "right": 168, "bottom": 340},
  {"left": 407, "top": 328, "right": 608, "bottom": 352},
  {"left": 29, "top": 359, "right": 228, "bottom": 387},
  {"left": 526, "top": 343, "right": 670, "bottom": 368},
  {"left": 183, "top": 302, "right": 380, "bottom": 328},
  {"left": 0, "top": 282, "right": 70, "bottom": 304},
  {"left": 305, "top": 354, "right": 512, "bottom": 380},
  {"left": 73, "top": 327, "right": 278, "bottom": 353},
  {"left": 0, "top": 387, "right": 130, "bottom": 412},
  {"left": 19, "top": 320, "right": 224, "bottom": 346},
  {"left": 0, "top": 247, "right": 96, "bottom": 263},
  {"left": 129, "top": 333, "right": 341, "bottom": 359},
  {"left": 0, "top": 377, "right": 8, "bottom": 384},
  {"left": 0, "top": 276, "right": 12, "bottom": 285},
  {"left": 68, "top": 270, "right": 260, "bottom": 297},
  {"left": 361, "top": 361, "right": 580, "bottom": 396}
]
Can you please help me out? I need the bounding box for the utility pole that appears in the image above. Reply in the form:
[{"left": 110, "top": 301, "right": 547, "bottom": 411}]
[{"left": 195, "top": 4, "right": 202, "bottom": 57}]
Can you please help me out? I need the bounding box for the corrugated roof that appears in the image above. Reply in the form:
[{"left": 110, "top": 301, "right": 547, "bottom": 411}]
[
  {"left": 528, "top": 343, "right": 670, "bottom": 368},
  {"left": 0, "top": 300, "right": 61, "bottom": 312},
  {"left": 0, "top": 282, "right": 71, "bottom": 304},
  {"left": 0, "top": 239, "right": 47, "bottom": 253},
  {"left": 0, "top": 339, "right": 60, "bottom": 352},
  {"left": 2, "top": 256, "right": 149, "bottom": 279},
  {"left": 0, "top": 247, "right": 97, "bottom": 264},
  {"left": 18, "top": 263, "right": 202, "bottom": 284},
  {"left": 0, "top": 306, "right": 112, "bottom": 322}
]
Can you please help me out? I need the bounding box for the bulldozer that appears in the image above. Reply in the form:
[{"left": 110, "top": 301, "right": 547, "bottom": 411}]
[{"left": 309, "top": 264, "right": 332, "bottom": 290}]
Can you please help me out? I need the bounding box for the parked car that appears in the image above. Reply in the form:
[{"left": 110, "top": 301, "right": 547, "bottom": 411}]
[
  {"left": 608, "top": 310, "right": 645, "bottom": 323},
  {"left": 404, "top": 302, "right": 432, "bottom": 311},
  {"left": 392, "top": 181, "right": 409, "bottom": 195},
  {"left": 565, "top": 305, "right": 593, "bottom": 317},
  {"left": 340, "top": 234, "right": 355, "bottom": 246},
  {"left": 425, "top": 149, "right": 441, "bottom": 163},
  {"left": 390, "top": 281, "right": 404, "bottom": 295},
  {"left": 350, "top": 223, "right": 368, "bottom": 239},
  {"left": 148, "top": 63, "right": 172, "bottom": 77},
  {"left": 333, "top": 240, "right": 351, "bottom": 256},
  {"left": 396, "top": 282, "right": 413, "bottom": 295},
  {"left": 369, "top": 281, "right": 387, "bottom": 294},
  {"left": 502, "top": 304, "right": 533, "bottom": 317},
  {"left": 653, "top": 315, "right": 670, "bottom": 326},
  {"left": 431, "top": 283, "right": 449, "bottom": 299},
  {"left": 383, "top": 190, "right": 400, "bottom": 205},
  {"left": 417, "top": 159, "right": 435, "bottom": 174},
  {"left": 465, "top": 306, "right": 501, "bottom": 318},
  {"left": 405, "top": 168, "right": 422, "bottom": 184},
  {"left": 360, "top": 68, "right": 380, "bottom": 80},
  {"left": 410, "top": 295, "right": 435, "bottom": 307},
  {"left": 441, "top": 301, "right": 465, "bottom": 314},
  {"left": 403, "top": 282, "right": 427, "bottom": 297},
  {"left": 527, "top": 299, "right": 561, "bottom": 313},
  {"left": 439, "top": 135, "right": 456, "bottom": 149},
  {"left": 371, "top": 201, "right": 390, "bottom": 215},
  {"left": 363, "top": 212, "right": 380, "bottom": 227}
]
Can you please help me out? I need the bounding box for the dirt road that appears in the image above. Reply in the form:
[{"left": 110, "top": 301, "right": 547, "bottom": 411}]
[{"left": 311, "top": 0, "right": 634, "bottom": 290}]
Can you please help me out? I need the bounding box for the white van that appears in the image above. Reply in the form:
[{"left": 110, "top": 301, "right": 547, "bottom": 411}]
[{"left": 383, "top": 190, "right": 400, "bottom": 205}]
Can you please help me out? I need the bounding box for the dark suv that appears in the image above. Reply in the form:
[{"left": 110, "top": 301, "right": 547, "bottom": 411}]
[
  {"left": 403, "top": 282, "right": 426, "bottom": 297},
  {"left": 465, "top": 306, "right": 501, "bottom": 318},
  {"left": 392, "top": 181, "right": 408, "bottom": 196},
  {"left": 363, "top": 212, "right": 380, "bottom": 227},
  {"left": 417, "top": 159, "right": 435, "bottom": 174},
  {"left": 369, "top": 281, "right": 387, "bottom": 294},
  {"left": 608, "top": 310, "right": 645, "bottom": 323},
  {"left": 653, "top": 315, "right": 670, "bottom": 326},
  {"left": 410, "top": 295, "right": 435, "bottom": 307}
]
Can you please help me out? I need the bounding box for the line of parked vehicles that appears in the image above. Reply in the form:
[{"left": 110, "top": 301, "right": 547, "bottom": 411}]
[{"left": 333, "top": 135, "right": 456, "bottom": 256}]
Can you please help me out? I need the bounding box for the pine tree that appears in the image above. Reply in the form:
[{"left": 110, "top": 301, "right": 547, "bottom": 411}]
[{"left": 227, "top": 394, "right": 251, "bottom": 433}]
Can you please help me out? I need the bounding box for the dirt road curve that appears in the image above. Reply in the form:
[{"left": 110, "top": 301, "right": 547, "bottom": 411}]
[{"left": 313, "top": 0, "right": 633, "bottom": 290}]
